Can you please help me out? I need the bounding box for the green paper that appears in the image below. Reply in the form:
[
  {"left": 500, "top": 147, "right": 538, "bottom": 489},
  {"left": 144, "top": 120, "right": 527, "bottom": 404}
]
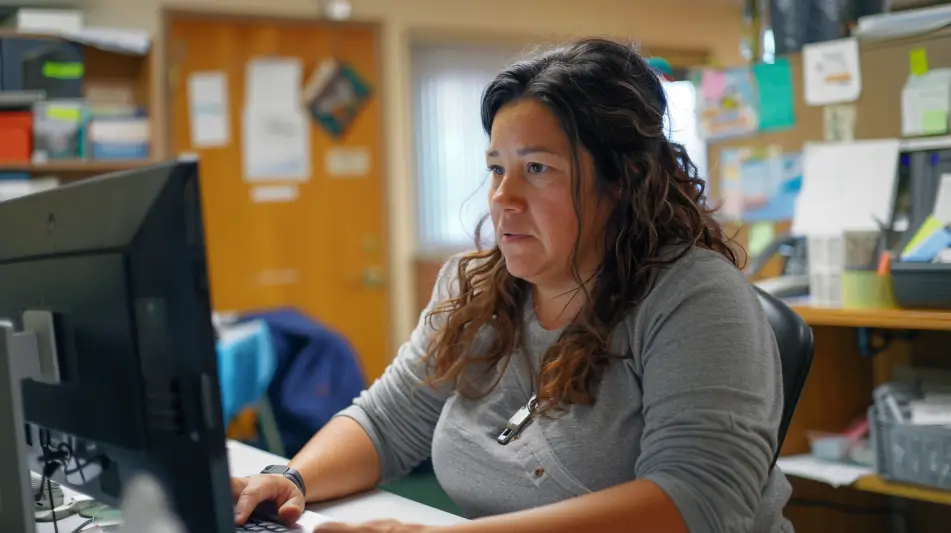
[
  {"left": 748, "top": 222, "right": 775, "bottom": 258},
  {"left": 923, "top": 109, "right": 948, "bottom": 135},
  {"left": 903, "top": 215, "right": 942, "bottom": 256},
  {"left": 753, "top": 59, "right": 795, "bottom": 132},
  {"left": 42, "top": 61, "right": 84, "bottom": 79},
  {"left": 910, "top": 47, "right": 928, "bottom": 76}
]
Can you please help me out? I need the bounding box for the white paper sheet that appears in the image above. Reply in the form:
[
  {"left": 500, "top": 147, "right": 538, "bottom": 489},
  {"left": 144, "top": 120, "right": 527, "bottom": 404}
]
[
  {"left": 250, "top": 184, "right": 299, "bottom": 203},
  {"left": 776, "top": 455, "right": 873, "bottom": 487},
  {"left": 803, "top": 38, "right": 862, "bottom": 106},
  {"left": 245, "top": 57, "right": 303, "bottom": 109},
  {"left": 793, "top": 139, "right": 900, "bottom": 235},
  {"left": 242, "top": 108, "right": 311, "bottom": 182},
  {"left": 935, "top": 174, "right": 951, "bottom": 225},
  {"left": 823, "top": 104, "right": 856, "bottom": 142},
  {"left": 187, "top": 71, "right": 230, "bottom": 148},
  {"left": 325, "top": 146, "right": 370, "bottom": 178},
  {"left": 901, "top": 69, "right": 951, "bottom": 136}
]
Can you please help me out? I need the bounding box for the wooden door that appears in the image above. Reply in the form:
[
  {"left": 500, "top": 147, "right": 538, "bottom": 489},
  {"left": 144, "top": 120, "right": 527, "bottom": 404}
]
[{"left": 167, "top": 13, "right": 390, "bottom": 380}]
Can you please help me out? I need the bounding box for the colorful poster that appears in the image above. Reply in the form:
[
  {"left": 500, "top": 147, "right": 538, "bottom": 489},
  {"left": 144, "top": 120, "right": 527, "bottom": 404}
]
[
  {"left": 743, "top": 149, "right": 803, "bottom": 222},
  {"left": 717, "top": 148, "right": 746, "bottom": 221},
  {"left": 695, "top": 67, "right": 759, "bottom": 140},
  {"left": 717, "top": 147, "right": 803, "bottom": 222},
  {"left": 303, "top": 58, "right": 372, "bottom": 139}
]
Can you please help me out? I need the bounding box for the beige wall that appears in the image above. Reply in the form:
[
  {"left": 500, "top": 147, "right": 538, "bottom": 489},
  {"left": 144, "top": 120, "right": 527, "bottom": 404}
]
[{"left": 82, "top": 0, "right": 743, "bottom": 344}]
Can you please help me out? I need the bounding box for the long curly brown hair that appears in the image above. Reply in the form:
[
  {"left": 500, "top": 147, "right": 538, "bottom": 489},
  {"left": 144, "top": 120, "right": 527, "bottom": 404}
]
[{"left": 422, "top": 38, "right": 741, "bottom": 413}]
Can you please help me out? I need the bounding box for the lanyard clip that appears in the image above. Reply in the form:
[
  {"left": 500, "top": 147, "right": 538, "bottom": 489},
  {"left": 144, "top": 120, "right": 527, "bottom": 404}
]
[{"left": 497, "top": 395, "right": 537, "bottom": 445}]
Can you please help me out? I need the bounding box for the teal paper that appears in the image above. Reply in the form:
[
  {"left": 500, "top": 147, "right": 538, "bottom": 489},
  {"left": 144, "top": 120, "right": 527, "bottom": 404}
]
[{"left": 753, "top": 59, "right": 795, "bottom": 131}]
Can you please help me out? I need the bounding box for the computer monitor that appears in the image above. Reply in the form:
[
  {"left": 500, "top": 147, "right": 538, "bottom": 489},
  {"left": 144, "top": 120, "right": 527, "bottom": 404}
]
[{"left": 0, "top": 160, "right": 234, "bottom": 533}]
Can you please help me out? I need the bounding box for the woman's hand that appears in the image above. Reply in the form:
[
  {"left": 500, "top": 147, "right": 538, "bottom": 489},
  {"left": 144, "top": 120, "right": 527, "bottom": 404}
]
[
  {"left": 314, "top": 519, "right": 434, "bottom": 533},
  {"left": 231, "top": 475, "right": 305, "bottom": 525}
]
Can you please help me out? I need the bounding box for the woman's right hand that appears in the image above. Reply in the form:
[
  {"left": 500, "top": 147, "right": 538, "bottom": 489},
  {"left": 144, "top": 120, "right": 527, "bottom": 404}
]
[{"left": 232, "top": 474, "right": 305, "bottom": 525}]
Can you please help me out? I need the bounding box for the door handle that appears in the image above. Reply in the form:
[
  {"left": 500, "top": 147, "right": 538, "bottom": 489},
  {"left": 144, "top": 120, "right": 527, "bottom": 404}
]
[{"left": 361, "top": 266, "right": 386, "bottom": 288}]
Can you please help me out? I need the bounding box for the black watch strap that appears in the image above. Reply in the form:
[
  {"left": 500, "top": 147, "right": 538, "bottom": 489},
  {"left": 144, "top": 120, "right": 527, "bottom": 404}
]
[{"left": 260, "top": 465, "right": 306, "bottom": 498}]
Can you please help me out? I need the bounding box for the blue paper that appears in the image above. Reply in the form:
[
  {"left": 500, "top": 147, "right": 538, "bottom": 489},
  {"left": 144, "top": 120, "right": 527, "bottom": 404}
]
[
  {"left": 754, "top": 59, "right": 796, "bottom": 132},
  {"left": 742, "top": 152, "right": 803, "bottom": 222},
  {"left": 901, "top": 227, "right": 951, "bottom": 262}
]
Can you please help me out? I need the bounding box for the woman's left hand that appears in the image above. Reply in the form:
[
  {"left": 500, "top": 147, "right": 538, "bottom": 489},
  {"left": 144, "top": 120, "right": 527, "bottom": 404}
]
[{"left": 313, "top": 519, "right": 435, "bottom": 533}]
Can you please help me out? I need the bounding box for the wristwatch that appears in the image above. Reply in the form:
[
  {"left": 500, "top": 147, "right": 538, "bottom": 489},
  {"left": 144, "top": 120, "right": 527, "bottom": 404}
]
[{"left": 260, "top": 465, "right": 307, "bottom": 498}]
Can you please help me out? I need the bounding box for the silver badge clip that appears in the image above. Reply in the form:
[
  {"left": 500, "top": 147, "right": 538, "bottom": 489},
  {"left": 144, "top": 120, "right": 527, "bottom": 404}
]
[{"left": 497, "top": 394, "right": 538, "bottom": 445}]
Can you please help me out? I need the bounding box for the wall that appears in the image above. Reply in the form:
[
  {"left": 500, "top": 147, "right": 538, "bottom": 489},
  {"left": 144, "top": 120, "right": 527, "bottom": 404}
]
[{"left": 81, "top": 0, "right": 743, "bottom": 345}]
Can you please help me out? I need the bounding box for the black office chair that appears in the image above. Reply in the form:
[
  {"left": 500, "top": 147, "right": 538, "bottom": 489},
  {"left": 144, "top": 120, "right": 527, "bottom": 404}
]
[{"left": 753, "top": 286, "right": 815, "bottom": 467}]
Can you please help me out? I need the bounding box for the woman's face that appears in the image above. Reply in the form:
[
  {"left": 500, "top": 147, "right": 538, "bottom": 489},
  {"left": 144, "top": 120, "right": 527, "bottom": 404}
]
[{"left": 486, "top": 99, "right": 612, "bottom": 288}]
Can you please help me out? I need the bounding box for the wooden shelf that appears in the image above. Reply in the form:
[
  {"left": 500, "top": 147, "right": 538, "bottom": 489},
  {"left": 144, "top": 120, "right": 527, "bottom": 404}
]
[
  {"left": 0, "top": 160, "right": 153, "bottom": 176},
  {"left": 791, "top": 305, "right": 951, "bottom": 331},
  {"left": 853, "top": 475, "right": 951, "bottom": 506}
]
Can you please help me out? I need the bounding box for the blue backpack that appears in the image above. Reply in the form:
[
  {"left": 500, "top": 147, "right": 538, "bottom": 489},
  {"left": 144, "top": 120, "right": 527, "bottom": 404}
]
[{"left": 241, "top": 308, "right": 367, "bottom": 456}]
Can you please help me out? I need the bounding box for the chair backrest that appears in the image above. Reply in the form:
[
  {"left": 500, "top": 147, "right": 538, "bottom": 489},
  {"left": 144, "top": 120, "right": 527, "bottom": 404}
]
[{"left": 753, "top": 286, "right": 815, "bottom": 466}]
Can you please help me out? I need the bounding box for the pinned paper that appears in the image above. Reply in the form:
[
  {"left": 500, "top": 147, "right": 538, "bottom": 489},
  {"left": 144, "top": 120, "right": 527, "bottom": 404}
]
[
  {"left": 251, "top": 184, "right": 299, "bottom": 204},
  {"left": 701, "top": 69, "right": 726, "bottom": 100},
  {"left": 303, "top": 59, "right": 373, "bottom": 139},
  {"left": 696, "top": 68, "right": 759, "bottom": 140},
  {"left": 901, "top": 68, "right": 951, "bottom": 136},
  {"left": 802, "top": 38, "right": 862, "bottom": 106},
  {"left": 242, "top": 56, "right": 312, "bottom": 182},
  {"left": 748, "top": 222, "right": 776, "bottom": 258},
  {"left": 325, "top": 147, "right": 370, "bottom": 178},
  {"left": 794, "top": 140, "right": 901, "bottom": 235},
  {"left": 245, "top": 57, "right": 303, "bottom": 108},
  {"left": 718, "top": 147, "right": 802, "bottom": 222},
  {"left": 910, "top": 47, "right": 929, "bottom": 76},
  {"left": 935, "top": 174, "right": 951, "bottom": 225},
  {"left": 242, "top": 108, "right": 311, "bottom": 182},
  {"left": 923, "top": 109, "right": 948, "bottom": 135},
  {"left": 187, "top": 71, "right": 230, "bottom": 148},
  {"left": 823, "top": 104, "right": 856, "bottom": 141},
  {"left": 753, "top": 59, "right": 795, "bottom": 131}
]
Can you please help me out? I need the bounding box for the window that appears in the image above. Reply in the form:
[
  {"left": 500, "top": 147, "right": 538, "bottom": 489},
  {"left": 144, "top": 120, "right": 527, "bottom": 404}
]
[
  {"left": 662, "top": 80, "right": 707, "bottom": 182},
  {"left": 412, "top": 44, "right": 518, "bottom": 252},
  {"left": 412, "top": 45, "right": 706, "bottom": 252}
]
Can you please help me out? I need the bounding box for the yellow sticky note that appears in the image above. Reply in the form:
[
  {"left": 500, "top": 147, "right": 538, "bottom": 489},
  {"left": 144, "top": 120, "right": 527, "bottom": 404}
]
[
  {"left": 923, "top": 109, "right": 948, "bottom": 135},
  {"left": 910, "top": 47, "right": 929, "bottom": 76}
]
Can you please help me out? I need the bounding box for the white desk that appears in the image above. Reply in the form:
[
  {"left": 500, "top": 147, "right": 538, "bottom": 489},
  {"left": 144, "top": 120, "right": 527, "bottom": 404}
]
[{"left": 37, "top": 440, "right": 465, "bottom": 532}]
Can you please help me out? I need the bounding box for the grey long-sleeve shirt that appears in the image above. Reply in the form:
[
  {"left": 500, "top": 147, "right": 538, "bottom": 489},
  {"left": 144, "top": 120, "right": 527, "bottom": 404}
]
[{"left": 337, "top": 247, "right": 794, "bottom": 532}]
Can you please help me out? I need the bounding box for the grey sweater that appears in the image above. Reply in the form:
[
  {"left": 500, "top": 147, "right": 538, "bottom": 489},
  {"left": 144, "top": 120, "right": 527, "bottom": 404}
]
[{"left": 337, "top": 248, "right": 793, "bottom": 532}]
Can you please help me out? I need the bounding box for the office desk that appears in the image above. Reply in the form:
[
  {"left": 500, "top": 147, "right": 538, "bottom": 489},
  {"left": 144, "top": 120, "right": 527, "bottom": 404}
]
[
  {"left": 37, "top": 440, "right": 465, "bottom": 532},
  {"left": 780, "top": 305, "right": 951, "bottom": 533}
]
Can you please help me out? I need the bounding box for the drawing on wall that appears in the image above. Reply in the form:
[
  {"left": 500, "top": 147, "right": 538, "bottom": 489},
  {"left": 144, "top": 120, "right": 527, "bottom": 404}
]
[
  {"left": 695, "top": 67, "right": 759, "bottom": 140},
  {"left": 304, "top": 58, "right": 372, "bottom": 139},
  {"left": 802, "top": 38, "right": 862, "bottom": 106},
  {"left": 718, "top": 146, "right": 803, "bottom": 222}
]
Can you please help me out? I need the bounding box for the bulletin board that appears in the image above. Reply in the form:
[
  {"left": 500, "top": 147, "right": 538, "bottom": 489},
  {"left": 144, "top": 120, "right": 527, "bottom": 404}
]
[{"left": 707, "top": 27, "right": 951, "bottom": 277}]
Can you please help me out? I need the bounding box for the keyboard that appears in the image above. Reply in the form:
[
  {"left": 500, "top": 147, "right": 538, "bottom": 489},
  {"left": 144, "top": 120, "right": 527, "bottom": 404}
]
[{"left": 236, "top": 516, "right": 298, "bottom": 532}]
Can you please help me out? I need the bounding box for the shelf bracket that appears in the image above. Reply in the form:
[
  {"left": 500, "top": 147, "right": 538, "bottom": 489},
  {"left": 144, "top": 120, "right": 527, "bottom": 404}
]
[{"left": 856, "top": 328, "right": 920, "bottom": 358}]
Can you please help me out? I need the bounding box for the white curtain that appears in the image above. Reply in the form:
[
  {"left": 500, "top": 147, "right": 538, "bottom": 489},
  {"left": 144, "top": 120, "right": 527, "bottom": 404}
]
[
  {"left": 412, "top": 45, "right": 706, "bottom": 252},
  {"left": 412, "top": 44, "right": 519, "bottom": 252}
]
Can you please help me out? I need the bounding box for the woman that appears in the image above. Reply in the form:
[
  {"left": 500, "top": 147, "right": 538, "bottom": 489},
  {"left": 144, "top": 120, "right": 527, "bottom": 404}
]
[{"left": 232, "top": 38, "right": 793, "bottom": 533}]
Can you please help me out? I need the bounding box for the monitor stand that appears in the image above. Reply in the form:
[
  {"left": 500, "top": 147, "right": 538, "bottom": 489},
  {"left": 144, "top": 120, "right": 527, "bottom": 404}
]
[{"left": 0, "top": 313, "right": 61, "bottom": 533}]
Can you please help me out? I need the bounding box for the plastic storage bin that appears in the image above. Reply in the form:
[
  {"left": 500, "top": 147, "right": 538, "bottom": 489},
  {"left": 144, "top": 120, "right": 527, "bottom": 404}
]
[
  {"left": 869, "top": 406, "right": 951, "bottom": 490},
  {"left": 890, "top": 261, "right": 951, "bottom": 310}
]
